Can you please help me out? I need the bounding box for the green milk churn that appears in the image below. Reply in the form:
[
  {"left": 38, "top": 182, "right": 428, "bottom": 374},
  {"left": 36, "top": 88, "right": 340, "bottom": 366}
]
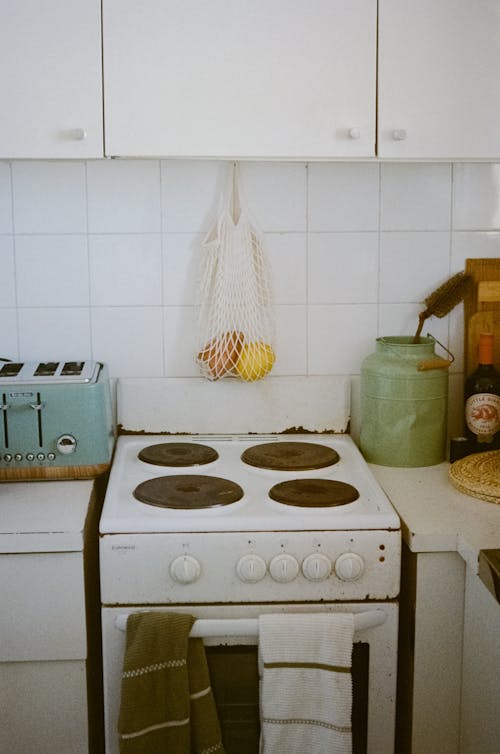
[{"left": 360, "top": 336, "right": 449, "bottom": 467}]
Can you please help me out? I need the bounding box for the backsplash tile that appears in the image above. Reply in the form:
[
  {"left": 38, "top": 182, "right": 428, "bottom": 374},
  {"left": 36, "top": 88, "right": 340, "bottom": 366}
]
[
  {"left": 308, "top": 232, "right": 378, "bottom": 304},
  {"left": 15, "top": 234, "right": 89, "bottom": 307},
  {"left": 453, "top": 163, "right": 500, "bottom": 230},
  {"left": 274, "top": 305, "right": 308, "bottom": 375},
  {"left": 89, "top": 234, "right": 162, "bottom": 306},
  {"left": 308, "top": 162, "right": 379, "bottom": 231},
  {"left": 91, "top": 306, "right": 163, "bottom": 377},
  {"left": 163, "top": 305, "right": 199, "bottom": 378},
  {"left": 1, "top": 158, "right": 499, "bottom": 436},
  {"left": 240, "top": 162, "right": 307, "bottom": 232},
  {"left": 0, "top": 235, "right": 16, "bottom": 307},
  {"left": 0, "top": 309, "right": 18, "bottom": 360},
  {"left": 161, "top": 160, "right": 224, "bottom": 233},
  {"left": 380, "top": 163, "right": 452, "bottom": 230},
  {"left": 0, "top": 162, "right": 12, "bottom": 233},
  {"left": 17, "top": 307, "right": 92, "bottom": 360},
  {"left": 266, "top": 232, "right": 307, "bottom": 305},
  {"left": 308, "top": 304, "right": 378, "bottom": 374},
  {"left": 162, "top": 232, "right": 203, "bottom": 306},
  {"left": 379, "top": 231, "right": 450, "bottom": 302},
  {"left": 451, "top": 230, "right": 500, "bottom": 270},
  {"left": 12, "top": 161, "right": 87, "bottom": 234},
  {"left": 87, "top": 160, "right": 161, "bottom": 233}
]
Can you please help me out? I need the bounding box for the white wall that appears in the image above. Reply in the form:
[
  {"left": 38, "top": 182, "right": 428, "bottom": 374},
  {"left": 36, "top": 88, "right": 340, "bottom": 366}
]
[{"left": 1, "top": 159, "right": 500, "bottom": 438}]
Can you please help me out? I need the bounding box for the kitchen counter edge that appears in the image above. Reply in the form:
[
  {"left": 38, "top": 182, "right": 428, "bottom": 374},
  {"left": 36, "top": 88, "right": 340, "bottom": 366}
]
[{"left": 370, "top": 462, "right": 500, "bottom": 570}]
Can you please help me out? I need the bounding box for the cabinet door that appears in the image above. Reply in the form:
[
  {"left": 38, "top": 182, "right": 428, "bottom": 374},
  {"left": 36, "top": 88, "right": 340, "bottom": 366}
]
[
  {"left": 460, "top": 568, "right": 500, "bottom": 753},
  {"left": 378, "top": 0, "right": 500, "bottom": 159},
  {"left": 0, "top": 0, "right": 103, "bottom": 158},
  {"left": 103, "top": 0, "right": 376, "bottom": 159}
]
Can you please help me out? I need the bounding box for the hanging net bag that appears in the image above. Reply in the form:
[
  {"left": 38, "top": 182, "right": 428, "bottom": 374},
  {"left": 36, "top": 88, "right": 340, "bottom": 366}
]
[{"left": 196, "top": 163, "right": 275, "bottom": 381}]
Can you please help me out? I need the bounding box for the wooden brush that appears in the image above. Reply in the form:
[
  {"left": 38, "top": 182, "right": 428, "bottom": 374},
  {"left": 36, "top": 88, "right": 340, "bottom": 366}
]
[{"left": 413, "top": 271, "right": 473, "bottom": 342}]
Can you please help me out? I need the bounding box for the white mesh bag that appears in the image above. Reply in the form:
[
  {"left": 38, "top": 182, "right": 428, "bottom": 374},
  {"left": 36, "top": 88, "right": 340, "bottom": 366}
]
[{"left": 196, "top": 164, "right": 275, "bottom": 381}]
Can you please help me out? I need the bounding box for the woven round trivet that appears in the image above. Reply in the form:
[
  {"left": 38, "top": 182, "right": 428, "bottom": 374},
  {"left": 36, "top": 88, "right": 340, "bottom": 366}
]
[{"left": 449, "top": 449, "right": 500, "bottom": 504}]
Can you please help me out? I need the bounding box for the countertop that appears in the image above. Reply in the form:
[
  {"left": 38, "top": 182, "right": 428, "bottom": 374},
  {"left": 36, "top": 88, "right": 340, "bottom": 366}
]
[
  {"left": 2, "top": 465, "right": 499, "bottom": 571},
  {"left": 371, "top": 462, "right": 500, "bottom": 569}
]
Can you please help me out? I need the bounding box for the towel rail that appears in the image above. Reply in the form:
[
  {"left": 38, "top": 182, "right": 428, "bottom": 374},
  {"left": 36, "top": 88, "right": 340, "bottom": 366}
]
[{"left": 114, "top": 609, "right": 386, "bottom": 637}]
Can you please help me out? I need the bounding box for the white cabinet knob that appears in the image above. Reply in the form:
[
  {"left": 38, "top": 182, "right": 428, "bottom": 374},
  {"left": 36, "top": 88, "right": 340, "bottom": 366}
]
[
  {"left": 335, "top": 553, "right": 365, "bottom": 581},
  {"left": 302, "top": 553, "right": 332, "bottom": 582},
  {"left": 269, "top": 554, "right": 300, "bottom": 583},
  {"left": 348, "top": 127, "right": 361, "bottom": 140},
  {"left": 72, "top": 128, "right": 87, "bottom": 141},
  {"left": 392, "top": 129, "right": 407, "bottom": 141},
  {"left": 236, "top": 554, "right": 267, "bottom": 583},
  {"left": 170, "top": 555, "right": 201, "bottom": 584}
]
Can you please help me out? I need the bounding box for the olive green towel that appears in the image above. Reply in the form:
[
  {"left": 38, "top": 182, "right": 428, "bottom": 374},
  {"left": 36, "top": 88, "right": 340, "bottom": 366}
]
[{"left": 118, "top": 612, "right": 225, "bottom": 754}]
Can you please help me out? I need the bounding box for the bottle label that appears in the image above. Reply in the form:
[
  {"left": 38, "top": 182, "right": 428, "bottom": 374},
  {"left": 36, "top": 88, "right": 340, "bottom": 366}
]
[{"left": 465, "top": 393, "right": 500, "bottom": 438}]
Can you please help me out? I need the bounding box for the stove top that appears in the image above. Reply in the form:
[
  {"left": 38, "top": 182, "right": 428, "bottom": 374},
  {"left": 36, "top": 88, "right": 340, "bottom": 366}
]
[{"left": 100, "top": 434, "right": 400, "bottom": 534}]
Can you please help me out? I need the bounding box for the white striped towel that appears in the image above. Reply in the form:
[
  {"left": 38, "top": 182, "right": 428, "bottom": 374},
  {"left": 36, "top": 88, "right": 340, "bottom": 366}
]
[{"left": 258, "top": 612, "right": 355, "bottom": 754}]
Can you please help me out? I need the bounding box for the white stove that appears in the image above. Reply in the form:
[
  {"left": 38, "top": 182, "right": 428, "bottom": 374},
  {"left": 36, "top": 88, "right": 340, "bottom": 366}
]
[{"left": 100, "top": 379, "right": 401, "bottom": 754}]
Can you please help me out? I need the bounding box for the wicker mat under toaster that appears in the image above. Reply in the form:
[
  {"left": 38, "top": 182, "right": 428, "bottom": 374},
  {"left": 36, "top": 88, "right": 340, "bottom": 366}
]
[{"left": 449, "top": 449, "right": 500, "bottom": 504}]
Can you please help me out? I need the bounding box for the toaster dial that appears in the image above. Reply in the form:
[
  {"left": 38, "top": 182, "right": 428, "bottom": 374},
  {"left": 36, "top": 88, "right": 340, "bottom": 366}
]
[{"left": 56, "top": 434, "right": 78, "bottom": 455}]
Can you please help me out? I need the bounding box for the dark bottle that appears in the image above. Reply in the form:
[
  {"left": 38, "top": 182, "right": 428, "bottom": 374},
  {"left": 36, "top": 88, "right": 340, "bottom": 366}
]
[{"left": 464, "top": 332, "right": 500, "bottom": 448}]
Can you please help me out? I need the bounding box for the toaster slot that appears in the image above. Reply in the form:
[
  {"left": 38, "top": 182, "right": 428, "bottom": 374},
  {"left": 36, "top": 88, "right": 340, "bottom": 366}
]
[
  {"left": 1, "top": 393, "right": 8, "bottom": 447},
  {"left": 34, "top": 362, "right": 59, "bottom": 377},
  {"left": 0, "top": 362, "right": 23, "bottom": 378},
  {"left": 61, "top": 361, "right": 85, "bottom": 376},
  {"left": 34, "top": 392, "right": 43, "bottom": 447}
]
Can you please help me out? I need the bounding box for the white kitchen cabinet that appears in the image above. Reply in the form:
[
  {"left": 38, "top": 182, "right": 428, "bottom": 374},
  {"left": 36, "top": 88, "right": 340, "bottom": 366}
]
[
  {"left": 459, "top": 561, "right": 500, "bottom": 754},
  {"left": 371, "top": 463, "right": 500, "bottom": 754},
  {"left": 102, "top": 0, "right": 376, "bottom": 159},
  {"left": 0, "top": 480, "right": 104, "bottom": 754},
  {"left": 396, "top": 547, "right": 465, "bottom": 754},
  {"left": 378, "top": 0, "right": 500, "bottom": 159},
  {"left": 0, "top": 0, "right": 103, "bottom": 158}
]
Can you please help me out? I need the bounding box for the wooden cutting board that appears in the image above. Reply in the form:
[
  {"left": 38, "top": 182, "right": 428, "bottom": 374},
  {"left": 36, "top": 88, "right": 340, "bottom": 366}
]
[{"left": 464, "top": 259, "right": 500, "bottom": 375}]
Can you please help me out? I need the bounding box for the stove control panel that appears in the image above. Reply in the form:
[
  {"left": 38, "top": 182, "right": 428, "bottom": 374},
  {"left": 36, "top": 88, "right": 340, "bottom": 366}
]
[{"left": 100, "top": 530, "right": 401, "bottom": 604}]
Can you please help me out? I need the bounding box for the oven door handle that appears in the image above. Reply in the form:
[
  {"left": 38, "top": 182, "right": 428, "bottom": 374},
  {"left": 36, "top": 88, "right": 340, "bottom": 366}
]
[{"left": 114, "top": 609, "right": 386, "bottom": 637}]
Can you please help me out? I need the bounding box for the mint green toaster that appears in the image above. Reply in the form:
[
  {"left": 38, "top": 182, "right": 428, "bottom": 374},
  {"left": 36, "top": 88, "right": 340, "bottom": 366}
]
[{"left": 0, "top": 361, "right": 115, "bottom": 481}]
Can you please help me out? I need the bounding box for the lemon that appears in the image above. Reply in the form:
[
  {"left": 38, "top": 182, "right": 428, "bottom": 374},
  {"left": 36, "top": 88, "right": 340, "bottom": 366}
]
[{"left": 236, "top": 342, "right": 275, "bottom": 381}]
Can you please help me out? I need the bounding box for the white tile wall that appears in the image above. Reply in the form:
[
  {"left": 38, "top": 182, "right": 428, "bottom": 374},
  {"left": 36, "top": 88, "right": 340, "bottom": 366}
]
[{"left": 1, "top": 159, "right": 500, "bottom": 435}]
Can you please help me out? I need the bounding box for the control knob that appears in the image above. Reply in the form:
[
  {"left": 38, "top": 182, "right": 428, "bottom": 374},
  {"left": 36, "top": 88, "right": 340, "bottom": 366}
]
[
  {"left": 170, "top": 555, "right": 201, "bottom": 584},
  {"left": 236, "top": 554, "right": 267, "bottom": 583},
  {"left": 335, "top": 553, "right": 365, "bottom": 581},
  {"left": 269, "top": 554, "right": 300, "bottom": 583},
  {"left": 302, "top": 553, "right": 332, "bottom": 582}
]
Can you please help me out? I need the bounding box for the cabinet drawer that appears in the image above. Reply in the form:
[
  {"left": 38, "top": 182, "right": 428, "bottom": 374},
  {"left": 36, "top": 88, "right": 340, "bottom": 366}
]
[{"left": 0, "top": 552, "right": 86, "bottom": 661}]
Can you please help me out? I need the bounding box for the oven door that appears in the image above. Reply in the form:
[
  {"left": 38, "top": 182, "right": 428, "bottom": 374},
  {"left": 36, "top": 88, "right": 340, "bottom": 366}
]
[{"left": 102, "top": 602, "right": 398, "bottom": 754}]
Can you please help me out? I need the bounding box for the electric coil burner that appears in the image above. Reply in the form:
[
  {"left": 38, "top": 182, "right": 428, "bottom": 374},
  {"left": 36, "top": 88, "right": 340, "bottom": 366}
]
[
  {"left": 138, "top": 442, "right": 219, "bottom": 467},
  {"left": 134, "top": 474, "right": 244, "bottom": 509},
  {"left": 241, "top": 441, "right": 340, "bottom": 471},
  {"left": 269, "top": 478, "right": 359, "bottom": 507}
]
